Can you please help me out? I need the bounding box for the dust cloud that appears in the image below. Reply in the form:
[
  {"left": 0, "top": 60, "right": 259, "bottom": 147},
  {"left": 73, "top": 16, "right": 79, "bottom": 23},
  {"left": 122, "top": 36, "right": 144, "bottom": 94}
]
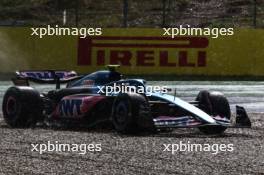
[{"left": 0, "top": 31, "right": 29, "bottom": 73}]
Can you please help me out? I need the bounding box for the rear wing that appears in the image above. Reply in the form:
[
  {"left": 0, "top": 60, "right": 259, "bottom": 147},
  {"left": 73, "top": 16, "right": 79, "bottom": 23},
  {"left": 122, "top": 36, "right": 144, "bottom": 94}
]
[{"left": 12, "top": 70, "right": 82, "bottom": 89}]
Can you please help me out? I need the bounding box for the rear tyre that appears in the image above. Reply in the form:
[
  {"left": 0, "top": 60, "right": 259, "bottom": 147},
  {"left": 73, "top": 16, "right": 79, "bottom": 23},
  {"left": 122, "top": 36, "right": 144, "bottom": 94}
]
[
  {"left": 111, "top": 93, "right": 153, "bottom": 134},
  {"left": 2, "top": 86, "right": 42, "bottom": 128},
  {"left": 196, "top": 90, "right": 231, "bottom": 134}
]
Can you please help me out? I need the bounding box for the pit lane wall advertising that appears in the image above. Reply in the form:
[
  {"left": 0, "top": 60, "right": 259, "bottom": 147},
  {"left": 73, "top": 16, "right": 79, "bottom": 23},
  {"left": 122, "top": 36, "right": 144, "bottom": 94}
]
[{"left": 0, "top": 27, "right": 263, "bottom": 76}]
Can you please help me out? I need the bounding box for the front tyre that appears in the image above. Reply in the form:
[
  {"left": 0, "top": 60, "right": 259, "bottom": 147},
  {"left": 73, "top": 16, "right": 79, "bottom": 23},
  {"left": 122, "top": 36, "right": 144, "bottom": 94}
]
[
  {"left": 2, "top": 86, "right": 42, "bottom": 128},
  {"left": 196, "top": 90, "right": 231, "bottom": 134},
  {"left": 111, "top": 93, "right": 153, "bottom": 134}
]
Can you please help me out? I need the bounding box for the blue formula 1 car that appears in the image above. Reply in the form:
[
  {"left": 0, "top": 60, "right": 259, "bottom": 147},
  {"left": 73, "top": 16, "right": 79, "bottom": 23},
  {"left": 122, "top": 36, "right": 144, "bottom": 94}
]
[{"left": 2, "top": 65, "right": 251, "bottom": 134}]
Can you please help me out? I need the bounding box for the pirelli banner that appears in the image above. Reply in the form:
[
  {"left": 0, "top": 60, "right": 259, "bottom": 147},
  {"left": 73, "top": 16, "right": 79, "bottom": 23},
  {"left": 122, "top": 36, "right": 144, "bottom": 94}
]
[{"left": 0, "top": 27, "right": 263, "bottom": 76}]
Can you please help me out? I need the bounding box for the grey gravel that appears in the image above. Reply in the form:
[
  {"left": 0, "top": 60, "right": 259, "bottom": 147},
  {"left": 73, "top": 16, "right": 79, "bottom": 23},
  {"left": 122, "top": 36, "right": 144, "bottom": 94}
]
[{"left": 0, "top": 114, "right": 263, "bottom": 175}]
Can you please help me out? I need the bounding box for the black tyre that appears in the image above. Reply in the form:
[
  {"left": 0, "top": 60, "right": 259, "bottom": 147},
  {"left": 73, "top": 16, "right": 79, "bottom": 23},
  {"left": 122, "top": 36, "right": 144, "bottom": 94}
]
[
  {"left": 111, "top": 93, "right": 153, "bottom": 134},
  {"left": 2, "top": 86, "right": 43, "bottom": 128},
  {"left": 196, "top": 90, "right": 231, "bottom": 134}
]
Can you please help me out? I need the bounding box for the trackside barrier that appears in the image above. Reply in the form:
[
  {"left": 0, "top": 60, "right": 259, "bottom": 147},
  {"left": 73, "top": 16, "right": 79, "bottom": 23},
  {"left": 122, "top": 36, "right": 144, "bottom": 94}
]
[{"left": 0, "top": 27, "right": 263, "bottom": 76}]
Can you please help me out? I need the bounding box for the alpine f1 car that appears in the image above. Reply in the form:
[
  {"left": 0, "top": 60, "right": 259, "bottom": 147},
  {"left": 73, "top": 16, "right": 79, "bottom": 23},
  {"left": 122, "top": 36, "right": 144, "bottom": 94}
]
[{"left": 2, "top": 65, "right": 251, "bottom": 134}]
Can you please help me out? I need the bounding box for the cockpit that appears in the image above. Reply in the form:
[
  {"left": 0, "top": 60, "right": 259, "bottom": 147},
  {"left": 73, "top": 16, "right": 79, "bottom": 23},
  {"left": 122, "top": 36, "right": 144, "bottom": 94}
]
[{"left": 68, "top": 70, "right": 122, "bottom": 87}]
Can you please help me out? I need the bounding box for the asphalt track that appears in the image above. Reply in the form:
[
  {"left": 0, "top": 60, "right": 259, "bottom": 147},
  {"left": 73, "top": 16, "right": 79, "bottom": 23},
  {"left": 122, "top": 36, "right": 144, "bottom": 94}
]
[{"left": 0, "top": 81, "right": 263, "bottom": 174}]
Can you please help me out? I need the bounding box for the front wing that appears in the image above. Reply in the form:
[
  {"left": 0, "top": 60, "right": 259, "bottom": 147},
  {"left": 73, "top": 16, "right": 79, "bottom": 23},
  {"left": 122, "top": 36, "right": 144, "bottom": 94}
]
[{"left": 153, "top": 106, "right": 251, "bottom": 129}]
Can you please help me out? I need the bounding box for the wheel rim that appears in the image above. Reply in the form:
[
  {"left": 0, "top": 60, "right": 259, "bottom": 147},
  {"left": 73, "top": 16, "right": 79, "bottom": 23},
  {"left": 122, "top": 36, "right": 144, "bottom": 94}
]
[
  {"left": 6, "top": 97, "right": 17, "bottom": 115},
  {"left": 115, "top": 101, "right": 129, "bottom": 125}
]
